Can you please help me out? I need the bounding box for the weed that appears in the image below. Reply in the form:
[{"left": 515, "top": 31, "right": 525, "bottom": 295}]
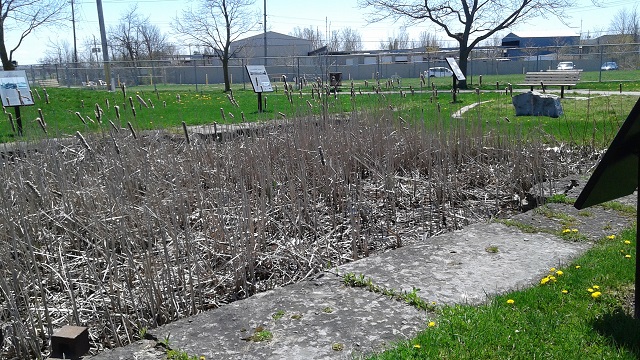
[
  {"left": 485, "top": 245, "right": 499, "bottom": 253},
  {"left": 322, "top": 307, "right": 334, "bottom": 313},
  {"left": 247, "top": 327, "right": 273, "bottom": 342},
  {"left": 497, "top": 219, "right": 541, "bottom": 233},
  {"left": 546, "top": 194, "right": 575, "bottom": 204},
  {"left": 272, "top": 310, "right": 285, "bottom": 321},
  {"left": 332, "top": 343, "right": 345, "bottom": 351},
  {"left": 600, "top": 201, "right": 636, "bottom": 216},
  {"left": 343, "top": 273, "right": 436, "bottom": 312}
]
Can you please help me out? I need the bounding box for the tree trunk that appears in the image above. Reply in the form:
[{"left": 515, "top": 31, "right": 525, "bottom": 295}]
[
  {"left": 457, "top": 45, "right": 471, "bottom": 90},
  {"left": 222, "top": 56, "right": 231, "bottom": 92},
  {"left": 0, "top": 26, "right": 14, "bottom": 70}
]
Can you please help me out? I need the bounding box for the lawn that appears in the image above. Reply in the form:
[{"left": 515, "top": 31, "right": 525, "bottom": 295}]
[
  {"left": 4, "top": 70, "right": 640, "bottom": 146},
  {"left": 370, "top": 227, "right": 640, "bottom": 359}
]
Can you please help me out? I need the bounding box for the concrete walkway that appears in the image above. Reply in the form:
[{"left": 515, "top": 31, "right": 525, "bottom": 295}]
[{"left": 87, "top": 175, "right": 636, "bottom": 360}]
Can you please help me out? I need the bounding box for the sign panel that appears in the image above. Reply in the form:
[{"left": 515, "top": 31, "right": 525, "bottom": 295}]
[
  {"left": 574, "top": 97, "right": 640, "bottom": 209},
  {"left": 245, "top": 65, "right": 273, "bottom": 93},
  {"left": 0, "top": 70, "right": 34, "bottom": 107},
  {"left": 445, "top": 57, "right": 466, "bottom": 81}
]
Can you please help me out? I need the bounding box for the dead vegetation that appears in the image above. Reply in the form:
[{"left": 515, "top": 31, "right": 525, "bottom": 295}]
[{"left": 0, "top": 109, "right": 594, "bottom": 358}]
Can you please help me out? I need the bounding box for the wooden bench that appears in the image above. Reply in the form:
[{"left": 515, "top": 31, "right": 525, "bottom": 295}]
[
  {"left": 518, "top": 70, "right": 581, "bottom": 98},
  {"left": 37, "top": 78, "right": 60, "bottom": 88}
]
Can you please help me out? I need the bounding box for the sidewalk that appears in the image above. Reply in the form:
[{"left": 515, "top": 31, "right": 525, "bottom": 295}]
[{"left": 89, "top": 177, "right": 636, "bottom": 360}]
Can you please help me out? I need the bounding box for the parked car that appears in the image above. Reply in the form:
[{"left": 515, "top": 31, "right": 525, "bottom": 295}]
[
  {"left": 425, "top": 67, "right": 454, "bottom": 78},
  {"left": 556, "top": 61, "right": 575, "bottom": 70},
  {"left": 601, "top": 61, "right": 619, "bottom": 70}
]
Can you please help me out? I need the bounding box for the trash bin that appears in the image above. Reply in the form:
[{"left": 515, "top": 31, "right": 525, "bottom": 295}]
[{"left": 329, "top": 72, "right": 342, "bottom": 86}]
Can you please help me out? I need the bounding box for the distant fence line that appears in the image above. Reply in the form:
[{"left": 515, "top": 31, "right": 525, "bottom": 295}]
[{"left": 23, "top": 43, "right": 640, "bottom": 88}]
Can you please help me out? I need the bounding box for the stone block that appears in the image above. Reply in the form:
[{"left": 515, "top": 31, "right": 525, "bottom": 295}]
[{"left": 512, "top": 91, "right": 563, "bottom": 118}]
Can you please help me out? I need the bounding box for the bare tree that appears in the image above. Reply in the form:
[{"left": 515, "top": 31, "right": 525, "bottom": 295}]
[
  {"left": 359, "top": 0, "right": 573, "bottom": 88},
  {"left": 109, "top": 6, "right": 143, "bottom": 63},
  {"left": 609, "top": 5, "right": 639, "bottom": 42},
  {"left": 40, "top": 39, "right": 74, "bottom": 64},
  {"left": 379, "top": 28, "right": 411, "bottom": 50},
  {"left": 290, "top": 26, "right": 324, "bottom": 50},
  {"left": 139, "top": 24, "right": 172, "bottom": 60},
  {"left": 328, "top": 30, "right": 341, "bottom": 52},
  {"left": 0, "top": 0, "right": 69, "bottom": 69},
  {"left": 341, "top": 27, "right": 363, "bottom": 52},
  {"left": 416, "top": 31, "right": 441, "bottom": 49},
  {"left": 174, "top": 0, "right": 258, "bottom": 92}
]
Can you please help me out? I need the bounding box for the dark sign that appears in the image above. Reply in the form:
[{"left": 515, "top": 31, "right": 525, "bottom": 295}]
[
  {"left": 445, "top": 57, "right": 466, "bottom": 81},
  {"left": 574, "top": 97, "right": 640, "bottom": 209}
]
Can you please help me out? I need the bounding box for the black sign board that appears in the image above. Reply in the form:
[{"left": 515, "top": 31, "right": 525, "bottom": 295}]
[
  {"left": 574, "top": 97, "right": 640, "bottom": 209},
  {"left": 445, "top": 57, "right": 466, "bottom": 81},
  {"left": 574, "top": 96, "right": 640, "bottom": 320}
]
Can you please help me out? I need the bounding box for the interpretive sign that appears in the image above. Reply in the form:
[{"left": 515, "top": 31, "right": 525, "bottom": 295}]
[
  {"left": 574, "top": 96, "right": 640, "bottom": 319},
  {"left": 0, "top": 70, "right": 34, "bottom": 107},
  {"left": 246, "top": 65, "right": 273, "bottom": 93},
  {"left": 445, "top": 57, "right": 466, "bottom": 81}
]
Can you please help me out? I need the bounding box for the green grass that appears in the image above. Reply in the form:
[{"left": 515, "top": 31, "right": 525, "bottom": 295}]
[
  {"left": 6, "top": 82, "right": 637, "bottom": 147},
  {"left": 369, "top": 227, "right": 640, "bottom": 359}
]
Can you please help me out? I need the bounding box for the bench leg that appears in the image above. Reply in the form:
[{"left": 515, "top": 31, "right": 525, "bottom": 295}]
[{"left": 560, "top": 86, "right": 565, "bottom": 98}]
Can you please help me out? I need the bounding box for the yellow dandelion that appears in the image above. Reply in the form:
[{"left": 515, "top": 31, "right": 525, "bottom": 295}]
[
  {"left": 540, "top": 277, "right": 550, "bottom": 285},
  {"left": 507, "top": 299, "right": 515, "bottom": 304},
  {"left": 626, "top": 254, "right": 632, "bottom": 259},
  {"left": 625, "top": 240, "right": 632, "bottom": 245},
  {"left": 414, "top": 344, "right": 421, "bottom": 349},
  {"left": 549, "top": 276, "right": 557, "bottom": 281},
  {"left": 550, "top": 267, "right": 556, "bottom": 272},
  {"left": 556, "top": 270, "right": 564, "bottom": 276},
  {"left": 592, "top": 291, "right": 602, "bottom": 299},
  {"left": 561, "top": 289, "right": 568, "bottom": 294},
  {"left": 562, "top": 229, "right": 571, "bottom": 234},
  {"left": 593, "top": 285, "right": 600, "bottom": 290},
  {"left": 607, "top": 235, "right": 616, "bottom": 240},
  {"left": 428, "top": 321, "right": 436, "bottom": 328},
  {"left": 575, "top": 265, "right": 581, "bottom": 269},
  {"left": 571, "top": 229, "right": 578, "bottom": 233},
  {"left": 587, "top": 288, "right": 594, "bottom": 293}
]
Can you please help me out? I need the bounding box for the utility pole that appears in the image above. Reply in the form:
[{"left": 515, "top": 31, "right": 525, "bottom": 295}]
[
  {"left": 96, "top": 0, "right": 112, "bottom": 90},
  {"left": 263, "top": 0, "right": 267, "bottom": 66},
  {"left": 71, "top": 0, "right": 78, "bottom": 63}
]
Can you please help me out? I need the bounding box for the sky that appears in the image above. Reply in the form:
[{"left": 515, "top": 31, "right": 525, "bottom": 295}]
[{"left": 5, "top": 0, "right": 633, "bottom": 65}]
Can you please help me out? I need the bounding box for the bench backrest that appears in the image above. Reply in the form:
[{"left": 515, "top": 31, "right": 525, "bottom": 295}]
[{"left": 523, "top": 71, "right": 581, "bottom": 84}]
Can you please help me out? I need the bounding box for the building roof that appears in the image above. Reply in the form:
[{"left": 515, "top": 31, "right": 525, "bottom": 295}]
[
  {"left": 501, "top": 32, "right": 580, "bottom": 48},
  {"left": 233, "top": 31, "right": 307, "bottom": 44}
]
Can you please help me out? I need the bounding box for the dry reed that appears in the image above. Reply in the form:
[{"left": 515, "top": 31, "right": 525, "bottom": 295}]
[{"left": 0, "top": 93, "right": 596, "bottom": 359}]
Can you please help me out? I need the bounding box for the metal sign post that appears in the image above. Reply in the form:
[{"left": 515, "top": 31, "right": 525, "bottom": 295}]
[
  {"left": 575, "top": 97, "right": 640, "bottom": 318},
  {"left": 245, "top": 65, "right": 273, "bottom": 113},
  {"left": 445, "top": 57, "right": 466, "bottom": 103},
  {"left": 0, "top": 70, "right": 35, "bottom": 136}
]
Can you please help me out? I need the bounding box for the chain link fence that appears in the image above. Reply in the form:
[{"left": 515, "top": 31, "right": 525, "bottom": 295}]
[{"left": 24, "top": 43, "right": 639, "bottom": 88}]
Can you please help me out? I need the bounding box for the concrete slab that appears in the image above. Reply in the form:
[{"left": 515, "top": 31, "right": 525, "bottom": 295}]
[
  {"left": 334, "top": 222, "right": 591, "bottom": 306},
  {"left": 88, "top": 199, "right": 635, "bottom": 360},
  {"left": 92, "top": 274, "right": 428, "bottom": 360}
]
